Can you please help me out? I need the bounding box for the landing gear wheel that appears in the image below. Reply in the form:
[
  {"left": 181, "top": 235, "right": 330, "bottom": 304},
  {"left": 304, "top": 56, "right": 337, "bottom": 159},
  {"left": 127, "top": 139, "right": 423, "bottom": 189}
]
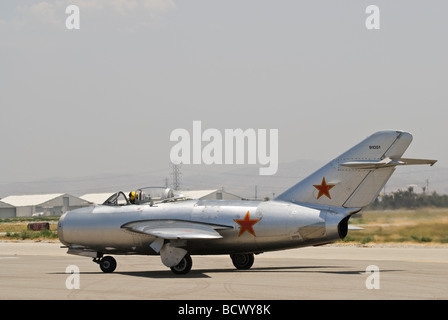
[
  {"left": 231, "top": 253, "right": 254, "bottom": 270},
  {"left": 170, "top": 254, "right": 192, "bottom": 275},
  {"left": 99, "top": 256, "right": 117, "bottom": 273}
]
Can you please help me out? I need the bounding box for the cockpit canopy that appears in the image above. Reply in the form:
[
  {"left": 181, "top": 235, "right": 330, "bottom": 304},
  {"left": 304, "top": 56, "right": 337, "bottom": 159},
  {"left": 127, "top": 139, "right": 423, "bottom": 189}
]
[
  {"left": 102, "top": 187, "right": 183, "bottom": 206},
  {"left": 103, "top": 191, "right": 129, "bottom": 206},
  {"left": 135, "top": 187, "right": 175, "bottom": 203}
]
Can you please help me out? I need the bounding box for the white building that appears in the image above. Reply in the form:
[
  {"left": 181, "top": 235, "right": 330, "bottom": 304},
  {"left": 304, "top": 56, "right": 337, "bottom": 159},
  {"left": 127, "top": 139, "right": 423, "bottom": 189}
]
[
  {"left": 79, "top": 192, "right": 117, "bottom": 206},
  {"left": 0, "top": 200, "right": 16, "bottom": 219},
  {"left": 0, "top": 193, "right": 89, "bottom": 217}
]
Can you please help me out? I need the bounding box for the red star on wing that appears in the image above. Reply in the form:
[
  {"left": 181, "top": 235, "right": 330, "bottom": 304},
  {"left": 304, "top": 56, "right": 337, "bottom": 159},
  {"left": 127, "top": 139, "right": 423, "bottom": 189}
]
[
  {"left": 234, "top": 211, "right": 261, "bottom": 237},
  {"left": 313, "top": 177, "right": 335, "bottom": 199}
]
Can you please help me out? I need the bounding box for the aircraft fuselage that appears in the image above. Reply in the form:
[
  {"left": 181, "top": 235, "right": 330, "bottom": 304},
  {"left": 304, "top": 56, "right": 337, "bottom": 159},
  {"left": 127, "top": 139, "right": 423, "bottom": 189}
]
[{"left": 58, "top": 199, "right": 350, "bottom": 256}]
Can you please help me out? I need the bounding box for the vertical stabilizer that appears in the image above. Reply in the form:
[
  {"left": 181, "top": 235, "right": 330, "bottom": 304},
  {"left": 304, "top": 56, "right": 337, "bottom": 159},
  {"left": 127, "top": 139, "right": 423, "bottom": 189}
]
[{"left": 276, "top": 130, "right": 433, "bottom": 208}]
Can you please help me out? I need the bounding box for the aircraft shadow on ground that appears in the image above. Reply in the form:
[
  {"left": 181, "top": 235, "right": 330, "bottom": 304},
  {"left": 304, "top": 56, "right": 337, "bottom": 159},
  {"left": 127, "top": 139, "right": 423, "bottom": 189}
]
[{"left": 55, "top": 265, "right": 402, "bottom": 279}]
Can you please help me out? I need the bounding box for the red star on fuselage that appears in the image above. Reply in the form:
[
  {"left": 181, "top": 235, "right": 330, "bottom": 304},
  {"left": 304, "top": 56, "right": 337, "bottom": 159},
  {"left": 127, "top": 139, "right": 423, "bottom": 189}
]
[
  {"left": 234, "top": 211, "right": 261, "bottom": 237},
  {"left": 313, "top": 177, "right": 335, "bottom": 199}
]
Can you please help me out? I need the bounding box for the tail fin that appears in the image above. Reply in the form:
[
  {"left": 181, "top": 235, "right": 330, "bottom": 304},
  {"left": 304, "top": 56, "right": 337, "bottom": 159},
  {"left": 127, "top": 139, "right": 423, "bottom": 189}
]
[{"left": 276, "top": 130, "right": 436, "bottom": 208}]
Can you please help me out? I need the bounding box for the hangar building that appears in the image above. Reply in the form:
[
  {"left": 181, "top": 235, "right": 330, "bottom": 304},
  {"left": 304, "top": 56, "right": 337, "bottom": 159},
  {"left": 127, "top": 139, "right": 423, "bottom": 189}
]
[
  {"left": 0, "top": 193, "right": 89, "bottom": 217},
  {"left": 79, "top": 192, "right": 123, "bottom": 206},
  {"left": 0, "top": 201, "right": 16, "bottom": 219}
]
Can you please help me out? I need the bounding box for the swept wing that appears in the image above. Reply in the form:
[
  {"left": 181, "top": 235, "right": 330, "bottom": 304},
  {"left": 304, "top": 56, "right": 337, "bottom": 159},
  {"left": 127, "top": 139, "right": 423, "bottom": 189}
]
[{"left": 121, "top": 219, "right": 233, "bottom": 240}]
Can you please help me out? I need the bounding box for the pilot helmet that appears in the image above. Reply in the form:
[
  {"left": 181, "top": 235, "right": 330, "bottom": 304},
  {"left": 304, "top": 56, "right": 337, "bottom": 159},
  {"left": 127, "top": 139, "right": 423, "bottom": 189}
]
[{"left": 129, "top": 191, "right": 136, "bottom": 201}]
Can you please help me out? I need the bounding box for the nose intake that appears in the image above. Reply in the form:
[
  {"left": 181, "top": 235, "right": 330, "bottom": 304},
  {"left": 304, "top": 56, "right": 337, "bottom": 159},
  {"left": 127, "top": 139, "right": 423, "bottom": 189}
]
[{"left": 58, "top": 213, "right": 68, "bottom": 246}]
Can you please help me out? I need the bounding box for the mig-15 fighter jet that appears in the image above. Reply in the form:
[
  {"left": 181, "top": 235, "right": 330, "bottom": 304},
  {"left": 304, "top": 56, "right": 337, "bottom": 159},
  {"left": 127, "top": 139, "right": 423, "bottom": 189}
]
[{"left": 58, "top": 130, "right": 436, "bottom": 274}]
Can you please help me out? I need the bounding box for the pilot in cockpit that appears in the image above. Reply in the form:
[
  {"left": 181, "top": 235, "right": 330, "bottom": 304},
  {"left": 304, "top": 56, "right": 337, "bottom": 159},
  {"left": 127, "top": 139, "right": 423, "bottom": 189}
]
[{"left": 129, "top": 191, "right": 136, "bottom": 204}]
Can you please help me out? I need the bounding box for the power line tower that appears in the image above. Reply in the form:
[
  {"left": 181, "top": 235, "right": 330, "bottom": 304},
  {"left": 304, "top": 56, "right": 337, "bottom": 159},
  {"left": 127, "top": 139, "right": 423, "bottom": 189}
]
[{"left": 170, "top": 162, "right": 182, "bottom": 191}]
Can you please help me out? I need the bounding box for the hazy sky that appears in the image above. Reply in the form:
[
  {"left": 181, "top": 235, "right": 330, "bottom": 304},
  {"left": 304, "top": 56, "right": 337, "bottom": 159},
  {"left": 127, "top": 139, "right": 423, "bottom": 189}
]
[{"left": 1, "top": 0, "right": 447, "bottom": 186}]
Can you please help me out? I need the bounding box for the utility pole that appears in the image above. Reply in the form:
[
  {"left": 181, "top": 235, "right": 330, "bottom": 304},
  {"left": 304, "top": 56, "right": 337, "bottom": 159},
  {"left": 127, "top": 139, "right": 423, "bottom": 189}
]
[{"left": 170, "top": 162, "right": 182, "bottom": 191}]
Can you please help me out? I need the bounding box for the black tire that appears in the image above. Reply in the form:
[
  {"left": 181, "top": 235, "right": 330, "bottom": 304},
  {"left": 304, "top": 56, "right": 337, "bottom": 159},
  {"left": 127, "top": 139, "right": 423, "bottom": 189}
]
[
  {"left": 99, "top": 256, "right": 117, "bottom": 273},
  {"left": 231, "top": 253, "right": 254, "bottom": 270},
  {"left": 170, "top": 254, "right": 193, "bottom": 275}
]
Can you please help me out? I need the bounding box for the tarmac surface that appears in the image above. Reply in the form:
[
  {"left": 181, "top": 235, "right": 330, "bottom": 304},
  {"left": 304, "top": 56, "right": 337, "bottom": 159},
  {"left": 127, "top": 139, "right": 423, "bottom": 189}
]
[{"left": 0, "top": 241, "right": 447, "bottom": 300}]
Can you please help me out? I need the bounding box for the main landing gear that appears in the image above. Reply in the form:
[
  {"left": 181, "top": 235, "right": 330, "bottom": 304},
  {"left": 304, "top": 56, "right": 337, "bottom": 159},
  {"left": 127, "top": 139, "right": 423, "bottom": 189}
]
[
  {"left": 230, "top": 253, "right": 255, "bottom": 270},
  {"left": 93, "top": 252, "right": 256, "bottom": 274}
]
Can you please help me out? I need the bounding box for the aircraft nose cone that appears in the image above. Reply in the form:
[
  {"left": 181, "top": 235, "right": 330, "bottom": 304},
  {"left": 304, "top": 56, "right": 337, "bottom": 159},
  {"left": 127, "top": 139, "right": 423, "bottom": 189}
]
[{"left": 58, "top": 213, "right": 68, "bottom": 245}]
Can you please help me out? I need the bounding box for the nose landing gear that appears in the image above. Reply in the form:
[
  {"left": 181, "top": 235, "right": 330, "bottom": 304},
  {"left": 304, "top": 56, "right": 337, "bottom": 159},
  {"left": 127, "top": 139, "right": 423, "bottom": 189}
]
[{"left": 94, "top": 255, "right": 117, "bottom": 273}]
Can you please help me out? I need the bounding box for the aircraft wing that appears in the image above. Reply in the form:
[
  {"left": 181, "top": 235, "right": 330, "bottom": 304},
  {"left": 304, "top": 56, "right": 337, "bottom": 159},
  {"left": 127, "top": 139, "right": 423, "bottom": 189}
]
[{"left": 121, "top": 219, "right": 232, "bottom": 240}]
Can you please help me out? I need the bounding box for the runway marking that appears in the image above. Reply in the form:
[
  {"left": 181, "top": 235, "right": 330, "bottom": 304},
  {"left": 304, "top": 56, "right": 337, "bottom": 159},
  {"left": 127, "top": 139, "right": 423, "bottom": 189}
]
[{"left": 0, "top": 257, "right": 19, "bottom": 260}]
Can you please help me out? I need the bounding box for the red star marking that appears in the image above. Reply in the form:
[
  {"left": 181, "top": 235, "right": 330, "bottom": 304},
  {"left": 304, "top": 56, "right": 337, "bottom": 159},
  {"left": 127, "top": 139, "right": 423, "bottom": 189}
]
[
  {"left": 234, "top": 211, "right": 261, "bottom": 237},
  {"left": 313, "top": 177, "right": 335, "bottom": 199}
]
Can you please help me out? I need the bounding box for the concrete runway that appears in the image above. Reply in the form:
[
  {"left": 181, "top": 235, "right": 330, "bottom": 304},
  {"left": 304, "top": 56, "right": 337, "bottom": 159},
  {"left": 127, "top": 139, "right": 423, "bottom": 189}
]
[{"left": 0, "top": 241, "right": 447, "bottom": 300}]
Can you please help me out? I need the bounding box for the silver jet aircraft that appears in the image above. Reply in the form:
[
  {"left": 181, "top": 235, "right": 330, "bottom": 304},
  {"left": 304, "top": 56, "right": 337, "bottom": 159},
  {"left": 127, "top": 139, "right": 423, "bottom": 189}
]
[{"left": 58, "top": 130, "right": 436, "bottom": 274}]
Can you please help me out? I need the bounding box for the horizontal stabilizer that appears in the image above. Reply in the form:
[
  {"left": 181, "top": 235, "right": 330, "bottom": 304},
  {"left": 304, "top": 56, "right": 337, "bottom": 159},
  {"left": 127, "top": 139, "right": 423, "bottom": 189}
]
[
  {"left": 400, "top": 158, "right": 437, "bottom": 166},
  {"left": 340, "top": 157, "right": 437, "bottom": 169},
  {"left": 348, "top": 225, "right": 365, "bottom": 230},
  {"left": 121, "top": 219, "right": 232, "bottom": 240},
  {"left": 340, "top": 158, "right": 403, "bottom": 169}
]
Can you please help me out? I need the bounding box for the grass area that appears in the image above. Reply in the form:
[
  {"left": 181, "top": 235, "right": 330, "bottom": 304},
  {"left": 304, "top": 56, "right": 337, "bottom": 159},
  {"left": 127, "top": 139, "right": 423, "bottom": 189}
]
[
  {"left": 0, "top": 217, "right": 59, "bottom": 240},
  {"left": 342, "top": 208, "right": 448, "bottom": 244},
  {"left": 5, "top": 229, "right": 59, "bottom": 240}
]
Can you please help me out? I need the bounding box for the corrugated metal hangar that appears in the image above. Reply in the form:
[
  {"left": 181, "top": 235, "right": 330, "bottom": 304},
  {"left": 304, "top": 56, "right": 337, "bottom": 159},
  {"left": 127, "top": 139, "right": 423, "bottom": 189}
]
[
  {"left": 0, "top": 200, "right": 15, "bottom": 219},
  {"left": 0, "top": 189, "right": 245, "bottom": 219},
  {"left": 0, "top": 193, "right": 89, "bottom": 218}
]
